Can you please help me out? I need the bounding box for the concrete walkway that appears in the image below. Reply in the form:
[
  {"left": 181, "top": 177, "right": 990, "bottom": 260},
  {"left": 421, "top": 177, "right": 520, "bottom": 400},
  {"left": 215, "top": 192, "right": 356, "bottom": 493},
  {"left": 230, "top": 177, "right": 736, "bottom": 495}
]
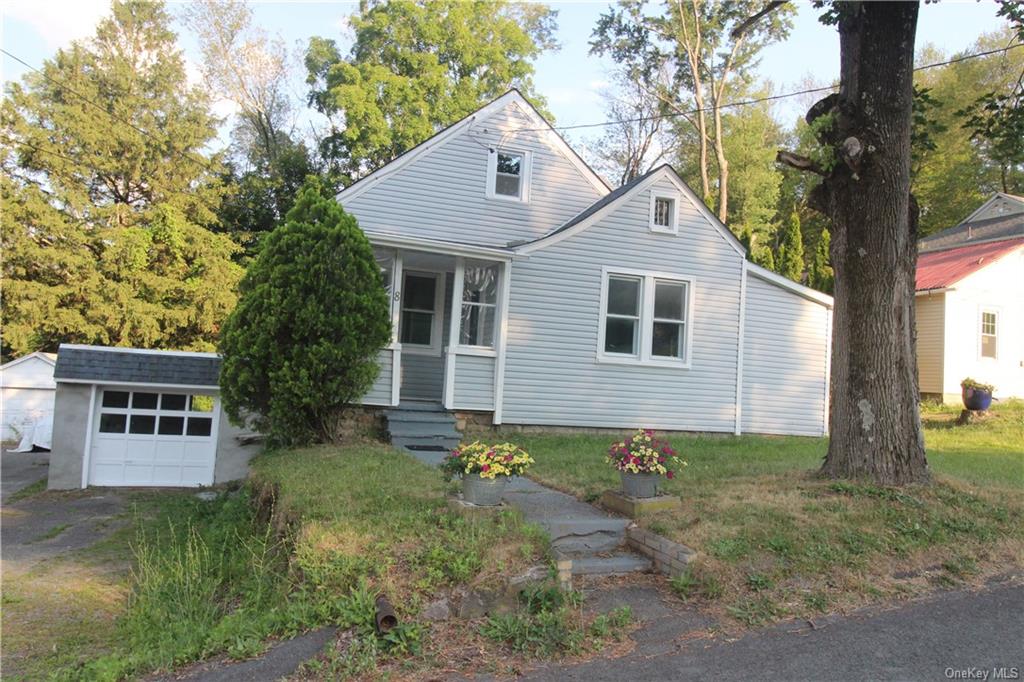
[{"left": 403, "top": 445, "right": 651, "bottom": 575}]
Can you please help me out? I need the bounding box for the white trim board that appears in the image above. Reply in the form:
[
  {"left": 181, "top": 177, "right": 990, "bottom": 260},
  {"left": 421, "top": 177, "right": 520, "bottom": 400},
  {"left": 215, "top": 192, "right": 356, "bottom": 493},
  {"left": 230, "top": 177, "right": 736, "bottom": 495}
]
[
  {"left": 745, "top": 263, "right": 834, "bottom": 309},
  {"left": 1, "top": 351, "right": 57, "bottom": 371},
  {"left": 515, "top": 165, "right": 746, "bottom": 258},
  {"left": 366, "top": 232, "right": 517, "bottom": 262},
  {"left": 56, "top": 378, "right": 220, "bottom": 391},
  {"left": 336, "top": 90, "right": 610, "bottom": 205},
  {"left": 59, "top": 344, "right": 219, "bottom": 359}
]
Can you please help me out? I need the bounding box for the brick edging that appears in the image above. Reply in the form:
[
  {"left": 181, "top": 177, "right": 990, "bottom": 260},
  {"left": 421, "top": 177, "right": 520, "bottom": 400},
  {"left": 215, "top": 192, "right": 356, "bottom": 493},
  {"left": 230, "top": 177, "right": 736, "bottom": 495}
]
[{"left": 626, "top": 525, "right": 697, "bottom": 577}]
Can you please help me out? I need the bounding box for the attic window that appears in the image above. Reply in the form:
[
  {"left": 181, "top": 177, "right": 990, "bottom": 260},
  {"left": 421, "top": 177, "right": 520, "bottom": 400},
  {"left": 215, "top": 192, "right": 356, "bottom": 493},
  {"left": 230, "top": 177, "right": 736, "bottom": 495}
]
[
  {"left": 486, "top": 149, "right": 531, "bottom": 202},
  {"left": 649, "top": 195, "right": 677, "bottom": 234},
  {"left": 980, "top": 310, "right": 998, "bottom": 359}
]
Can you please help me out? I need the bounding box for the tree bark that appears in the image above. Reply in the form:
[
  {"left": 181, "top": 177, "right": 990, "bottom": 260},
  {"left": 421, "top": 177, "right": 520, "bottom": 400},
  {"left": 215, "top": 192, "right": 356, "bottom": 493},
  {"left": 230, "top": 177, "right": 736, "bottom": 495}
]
[{"left": 818, "top": 2, "right": 929, "bottom": 485}]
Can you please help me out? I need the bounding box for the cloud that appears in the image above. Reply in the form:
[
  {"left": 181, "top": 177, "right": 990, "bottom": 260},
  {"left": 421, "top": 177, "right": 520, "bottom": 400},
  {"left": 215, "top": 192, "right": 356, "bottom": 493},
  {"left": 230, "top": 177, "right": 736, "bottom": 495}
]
[{"left": 3, "top": 0, "right": 111, "bottom": 50}]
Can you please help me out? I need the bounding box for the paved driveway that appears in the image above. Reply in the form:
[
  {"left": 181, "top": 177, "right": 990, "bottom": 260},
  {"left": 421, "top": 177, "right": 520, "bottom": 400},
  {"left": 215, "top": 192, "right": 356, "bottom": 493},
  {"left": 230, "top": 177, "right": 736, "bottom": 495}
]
[{"left": 1, "top": 448, "right": 49, "bottom": 504}]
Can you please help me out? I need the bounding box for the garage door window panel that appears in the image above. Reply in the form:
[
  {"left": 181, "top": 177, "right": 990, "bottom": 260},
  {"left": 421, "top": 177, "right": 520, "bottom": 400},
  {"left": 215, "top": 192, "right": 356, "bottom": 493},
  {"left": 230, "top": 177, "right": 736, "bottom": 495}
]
[
  {"left": 129, "top": 415, "right": 156, "bottom": 434},
  {"left": 158, "top": 416, "right": 185, "bottom": 435},
  {"left": 132, "top": 392, "right": 158, "bottom": 409},
  {"left": 99, "top": 413, "right": 127, "bottom": 433},
  {"left": 102, "top": 391, "right": 129, "bottom": 408},
  {"left": 161, "top": 394, "right": 187, "bottom": 411},
  {"left": 187, "top": 418, "right": 213, "bottom": 437}
]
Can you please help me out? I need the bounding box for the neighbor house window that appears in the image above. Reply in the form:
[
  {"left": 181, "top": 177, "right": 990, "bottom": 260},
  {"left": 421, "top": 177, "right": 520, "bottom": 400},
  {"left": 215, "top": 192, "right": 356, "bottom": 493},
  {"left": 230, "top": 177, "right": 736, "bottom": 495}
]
[
  {"left": 600, "top": 269, "right": 693, "bottom": 366},
  {"left": 460, "top": 262, "right": 499, "bottom": 347},
  {"left": 649, "top": 195, "right": 678, "bottom": 233},
  {"left": 486, "top": 149, "right": 531, "bottom": 202},
  {"left": 980, "top": 310, "right": 998, "bottom": 358}
]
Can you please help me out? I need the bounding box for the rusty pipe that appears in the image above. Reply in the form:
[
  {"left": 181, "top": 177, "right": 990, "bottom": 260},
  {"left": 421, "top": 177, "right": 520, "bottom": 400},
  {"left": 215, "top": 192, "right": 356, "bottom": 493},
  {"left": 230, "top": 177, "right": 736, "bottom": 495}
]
[{"left": 375, "top": 595, "right": 398, "bottom": 634}]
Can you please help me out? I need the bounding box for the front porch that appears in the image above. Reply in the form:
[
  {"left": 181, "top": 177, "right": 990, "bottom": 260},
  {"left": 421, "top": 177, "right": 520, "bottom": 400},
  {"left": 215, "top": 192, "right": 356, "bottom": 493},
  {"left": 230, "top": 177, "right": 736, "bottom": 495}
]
[{"left": 363, "top": 236, "right": 514, "bottom": 423}]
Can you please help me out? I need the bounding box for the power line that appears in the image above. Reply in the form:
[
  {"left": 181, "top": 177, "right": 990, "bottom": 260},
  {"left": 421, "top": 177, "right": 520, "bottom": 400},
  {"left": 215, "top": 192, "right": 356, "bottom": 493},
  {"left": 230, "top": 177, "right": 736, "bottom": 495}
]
[
  {"left": 1, "top": 47, "right": 222, "bottom": 174},
  {"left": 512, "top": 43, "right": 1024, "bottom": 134}
]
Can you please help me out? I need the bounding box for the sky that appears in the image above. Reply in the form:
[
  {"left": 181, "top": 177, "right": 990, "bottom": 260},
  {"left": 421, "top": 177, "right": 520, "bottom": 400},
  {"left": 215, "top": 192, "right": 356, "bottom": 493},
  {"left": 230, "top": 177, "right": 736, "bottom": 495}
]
[{"left": 0, "top": 0, "right": 1011, "bottom": 147}]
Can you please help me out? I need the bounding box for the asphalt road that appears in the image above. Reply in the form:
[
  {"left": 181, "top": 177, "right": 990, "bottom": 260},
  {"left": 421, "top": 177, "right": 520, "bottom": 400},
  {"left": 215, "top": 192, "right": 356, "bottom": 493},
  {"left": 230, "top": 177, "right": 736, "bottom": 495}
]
[{"left": 525, "top": 579, "right": 1024, "bottom": 682}]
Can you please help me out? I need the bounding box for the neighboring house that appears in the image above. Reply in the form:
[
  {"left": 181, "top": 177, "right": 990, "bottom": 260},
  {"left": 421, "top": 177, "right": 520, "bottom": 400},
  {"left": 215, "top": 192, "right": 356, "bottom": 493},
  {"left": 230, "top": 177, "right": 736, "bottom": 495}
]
[
  {"left": 0, "top": 351, "right": 57, "bottom": 442},
  {"left": 915, "top": 193, "right": 1024, "bottom": 403},
  {"left": 341, "top": 90, "right": 834, "bottom": 437},
  {"left": 47, "top": 345, "right": 257, "bottom": 489}
]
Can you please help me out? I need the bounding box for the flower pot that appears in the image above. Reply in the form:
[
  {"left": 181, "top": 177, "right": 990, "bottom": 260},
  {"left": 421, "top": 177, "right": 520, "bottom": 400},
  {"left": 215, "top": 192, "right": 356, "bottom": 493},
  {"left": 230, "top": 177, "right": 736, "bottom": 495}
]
[
  {"left": 621, "top": 471, "right": 660, "bottom": 499},
  {"left": 462, "top": 474, "right": 509, "bottom": 506},
  {"left": 962, "top": 387, "right": 993, "bottom": 411}
]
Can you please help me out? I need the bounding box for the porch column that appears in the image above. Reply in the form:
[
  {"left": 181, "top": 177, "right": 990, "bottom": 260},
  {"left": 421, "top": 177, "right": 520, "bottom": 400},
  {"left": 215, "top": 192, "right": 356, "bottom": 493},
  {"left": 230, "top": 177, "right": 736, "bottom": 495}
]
[
  {"left": 390, "top": 251, "right": 403, "bottom": 406},
  {"left": 443, "top": 256, "right": 466, "bottom": 409},
  {"left": 492, "top": 259, "right": 513, "bottom": 425}
]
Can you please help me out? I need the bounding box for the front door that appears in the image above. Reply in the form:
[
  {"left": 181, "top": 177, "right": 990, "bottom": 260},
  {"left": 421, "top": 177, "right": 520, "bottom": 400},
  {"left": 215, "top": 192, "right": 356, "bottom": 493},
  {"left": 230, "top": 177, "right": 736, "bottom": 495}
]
[{"left": 399, "top": 271, "right": 445, "bottom": 400}]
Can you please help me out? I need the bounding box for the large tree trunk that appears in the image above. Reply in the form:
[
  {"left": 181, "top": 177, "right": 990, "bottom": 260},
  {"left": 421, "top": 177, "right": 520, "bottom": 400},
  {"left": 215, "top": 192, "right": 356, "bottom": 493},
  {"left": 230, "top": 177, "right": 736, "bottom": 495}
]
[{"left": 817, "top": 2, "right": 929, "bottom": 484}]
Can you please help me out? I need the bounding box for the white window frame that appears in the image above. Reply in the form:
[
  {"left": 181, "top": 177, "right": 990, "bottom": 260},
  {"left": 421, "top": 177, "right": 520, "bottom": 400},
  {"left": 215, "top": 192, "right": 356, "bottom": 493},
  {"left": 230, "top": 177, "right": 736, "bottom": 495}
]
[
  {"left": 649, "top": 194, "right": 678, "bottom": 234},
  {"left": 399, "top": 270, "right": 445, "bottom": 356},
  {"left": 486, "top": 148, "right": 532, "bottom": 203},
  {"left": 979, "top": 307, "right": 999, "bottom": 360},
  {"left": 597, "top": 266, "right": 695, "bottom": 368},
  {"left": 457, "top": 262, "right": 500, "bottom": 353}
]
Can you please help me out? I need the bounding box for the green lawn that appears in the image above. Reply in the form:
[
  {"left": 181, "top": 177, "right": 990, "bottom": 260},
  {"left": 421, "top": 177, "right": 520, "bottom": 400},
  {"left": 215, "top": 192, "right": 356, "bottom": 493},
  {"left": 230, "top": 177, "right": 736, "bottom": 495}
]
[{"left": 512, "top": 400, "right": 1024, "bottom": 625}]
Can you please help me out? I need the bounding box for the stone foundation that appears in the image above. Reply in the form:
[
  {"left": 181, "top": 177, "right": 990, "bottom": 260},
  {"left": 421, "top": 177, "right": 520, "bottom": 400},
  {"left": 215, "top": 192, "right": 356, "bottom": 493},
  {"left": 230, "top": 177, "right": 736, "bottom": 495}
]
[
  {"left": 626, "top": 525, "right": 697, "bottom": 578},
  {"left": 324, "top": 405, "right": 386, "bottom": 442},
  {"left": 453, "top": 410, "right": 496, "bottom": 434}
]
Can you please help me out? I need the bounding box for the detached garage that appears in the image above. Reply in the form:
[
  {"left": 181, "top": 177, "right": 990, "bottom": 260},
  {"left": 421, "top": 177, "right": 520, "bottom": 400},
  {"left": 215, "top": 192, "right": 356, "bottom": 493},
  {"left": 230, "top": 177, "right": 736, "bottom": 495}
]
[
  {"left": 1, "top": 351, "right": 57, "bottom": 442},
  {"left": 48, "top": 345, "right": 258, "bottom": 489}
]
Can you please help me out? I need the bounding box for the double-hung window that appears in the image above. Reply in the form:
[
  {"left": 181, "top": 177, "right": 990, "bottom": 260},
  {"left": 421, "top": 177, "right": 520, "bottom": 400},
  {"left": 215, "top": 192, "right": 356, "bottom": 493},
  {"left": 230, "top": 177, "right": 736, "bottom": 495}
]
[
  {"left": 599, "top": 268, "right": 693, "bottom": 366},
  {"left": 980, "top": 310, "right": 998, "bottom": 359},
  {"left": 460, "top": 262, "right": 499, "bottom": 348},
  {"left": 486, "top": 149, "right": 531, "bottom": 202}
]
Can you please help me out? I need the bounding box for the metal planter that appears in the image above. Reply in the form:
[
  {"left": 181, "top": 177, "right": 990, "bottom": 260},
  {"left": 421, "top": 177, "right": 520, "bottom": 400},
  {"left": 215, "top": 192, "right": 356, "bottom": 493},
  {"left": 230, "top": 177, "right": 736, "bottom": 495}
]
[
  {"left": 620, "top": 471, "right": 660, "bottom": 499},
  {"left": 462, "top": 474, "right": 509, "bottom": 506}
]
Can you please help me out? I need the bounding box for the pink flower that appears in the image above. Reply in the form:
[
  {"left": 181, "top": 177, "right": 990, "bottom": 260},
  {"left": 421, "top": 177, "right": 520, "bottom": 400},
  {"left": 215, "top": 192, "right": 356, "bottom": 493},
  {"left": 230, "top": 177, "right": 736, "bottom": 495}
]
[
  {"left": 482, "top": 464, "right": 490, "bottom": 472},
  {"left": 666, "top": 471, "right": 675, "bottom": 480}
]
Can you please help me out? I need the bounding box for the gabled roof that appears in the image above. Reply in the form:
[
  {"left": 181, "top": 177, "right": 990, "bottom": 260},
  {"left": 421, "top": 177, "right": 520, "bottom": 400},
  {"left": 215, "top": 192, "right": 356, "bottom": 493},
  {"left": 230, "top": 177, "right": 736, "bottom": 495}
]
[
  {"left": 55, "top": 345, "right": 221, "bottom": 388},
  {"left": 336, "top": 89, "right": 610, "bottom": 205},
  {"left": 0, "top": 351, "right": 57, "bottom": 372},
  {"left": 513, "top": 164, "right": 746, "bottom": 256},
  {"left": 920, "top": 193, "right": 1024, "bottom": 253},
  {"left": 915, "top": 237, "right": 1024, "bottom": 291}
]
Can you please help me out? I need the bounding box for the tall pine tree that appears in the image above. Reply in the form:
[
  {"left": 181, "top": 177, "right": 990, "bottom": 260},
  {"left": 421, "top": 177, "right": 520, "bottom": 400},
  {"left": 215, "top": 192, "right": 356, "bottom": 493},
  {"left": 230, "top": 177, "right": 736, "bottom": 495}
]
[
  {"left": 1, "top": 0, "right": 242, "bottom": 359},
  {"left": 808, "top": 228, "right": 834, "bottom": 294},
  {"left": 777, "top": 211, "right": 805, "bottom": 282}
]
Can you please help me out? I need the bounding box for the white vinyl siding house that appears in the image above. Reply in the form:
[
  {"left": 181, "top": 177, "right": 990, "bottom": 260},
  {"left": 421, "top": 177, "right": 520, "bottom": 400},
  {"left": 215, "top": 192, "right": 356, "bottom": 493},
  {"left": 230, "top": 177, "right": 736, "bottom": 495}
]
[{"left": 340, "top": 90, "right": 833, "bottom": 436}]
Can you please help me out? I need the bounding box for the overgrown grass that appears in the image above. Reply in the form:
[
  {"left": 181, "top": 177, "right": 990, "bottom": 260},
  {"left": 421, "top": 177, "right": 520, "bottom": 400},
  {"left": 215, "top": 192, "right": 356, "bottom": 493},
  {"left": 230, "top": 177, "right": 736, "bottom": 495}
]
[
  {"left": 53, "top": 444, "right": 550, "bottom": 679},
  {"left": 517, "top": 400, "right": 1024, "bottom": 626}
]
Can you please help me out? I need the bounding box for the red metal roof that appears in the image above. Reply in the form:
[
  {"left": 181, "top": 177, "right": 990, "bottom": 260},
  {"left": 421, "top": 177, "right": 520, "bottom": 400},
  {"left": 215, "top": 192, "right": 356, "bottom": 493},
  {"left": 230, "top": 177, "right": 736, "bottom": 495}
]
[{"left": 916, "top": 237, "right": 1024, "bottom": 291}]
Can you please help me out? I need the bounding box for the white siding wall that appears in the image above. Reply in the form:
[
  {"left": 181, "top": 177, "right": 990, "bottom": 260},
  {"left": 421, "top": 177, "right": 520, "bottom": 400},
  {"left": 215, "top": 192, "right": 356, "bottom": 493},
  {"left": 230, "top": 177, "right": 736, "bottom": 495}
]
[
  {"left": 501, "top": 176, "right": 745, "bottom": 432},
  {"left": 361, "top": 349, "right": 394, "bottom": 406},
  {"left": 342, "top": 102, "right": 605, "bottom": 247},
  {"left": 1, "top": 356, "right": 56, "bottom": 440},
  {"left": 940, "top": 247, "right": 1024, "bottom": 400},
  {"left": 915, "top": 293, "right": 946, "bottom": 395},
  {"left": 452, "top": 355, "right": 495, "bottom": 410},
  {"left": 741, "top": 273, "right": 830, "bottom": 437}
]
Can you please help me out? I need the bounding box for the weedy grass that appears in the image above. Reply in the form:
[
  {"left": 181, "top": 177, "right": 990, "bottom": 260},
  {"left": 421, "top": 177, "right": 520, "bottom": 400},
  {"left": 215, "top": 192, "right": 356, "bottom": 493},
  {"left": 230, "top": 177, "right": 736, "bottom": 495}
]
[
  {"left": 7, "top": 477, "right": 46, "bottom": 503},
  {"left": 521, "top": 400, "right": 1024, "bottom": 626}
]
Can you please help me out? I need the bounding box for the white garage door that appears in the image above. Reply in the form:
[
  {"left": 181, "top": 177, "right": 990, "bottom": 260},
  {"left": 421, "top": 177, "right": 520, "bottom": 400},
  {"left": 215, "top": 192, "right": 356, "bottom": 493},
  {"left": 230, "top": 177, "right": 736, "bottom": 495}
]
[{"left": 89, "top": 387, "right": 219, "bottom": 487}]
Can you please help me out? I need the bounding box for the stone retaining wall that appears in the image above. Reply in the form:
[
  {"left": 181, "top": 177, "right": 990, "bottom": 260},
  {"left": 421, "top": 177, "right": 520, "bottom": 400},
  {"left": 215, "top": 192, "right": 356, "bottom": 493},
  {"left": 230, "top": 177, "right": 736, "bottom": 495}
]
[{"left": 626, "top": 525, "right": 697, "bottom": 577}]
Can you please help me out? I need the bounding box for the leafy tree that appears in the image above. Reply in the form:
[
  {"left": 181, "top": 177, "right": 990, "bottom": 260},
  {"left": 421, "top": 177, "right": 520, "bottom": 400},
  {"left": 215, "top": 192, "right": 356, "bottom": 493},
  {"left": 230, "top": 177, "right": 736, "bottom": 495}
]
[
  {"left": 776, "top": 211, "right": 804, "bottom": 282},
  {"left": 0, "top": 0, "right": 240, "bottom": 359},
  {"left": 955, "top": 2, "right": 1024, "bottom": 194},
  {"left": 218, "top": 180, "right": 391, "bottom": 445},
  {"left": 305, "top": 0, "right": 558, "bottom": 180},
  {"left": 588, "top": 71, "right": 670, "bottom": 186},
  {"left": 592, "top": 0, "right": 794, "bottom": 221},
  {"left": 181, "top": 0, "right": 317, "bottom": 259},
  {"left": 808, "top": 228, "right": 833, "bottom": 294},
  {"left": 913, "top": 29, "right": 1024, "bottom": 234},
  {"left": 753, "top": 243, "right": 775, "bottom": 271}
]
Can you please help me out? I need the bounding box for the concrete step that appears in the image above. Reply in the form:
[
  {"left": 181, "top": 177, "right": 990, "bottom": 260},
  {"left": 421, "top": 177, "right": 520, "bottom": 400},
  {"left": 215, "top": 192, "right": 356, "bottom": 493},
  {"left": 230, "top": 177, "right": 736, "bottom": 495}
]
[
  {"left": 542, "top": 517, "right": 631, "bottom": 557},
  {"left": 391, "top": 436, "right": 460, "bottom": 453},
  {"left": 388, "top": 400, "right": 446, "bottom": 413},
  {"left": 386, "top": 421, "right": 461, "bottom": 440},
  {"left": 569, "top": 552, "right": 652, "bottom": 576},
  {"left": 385, "top": 411, "right": 458, "bottom": 424}
]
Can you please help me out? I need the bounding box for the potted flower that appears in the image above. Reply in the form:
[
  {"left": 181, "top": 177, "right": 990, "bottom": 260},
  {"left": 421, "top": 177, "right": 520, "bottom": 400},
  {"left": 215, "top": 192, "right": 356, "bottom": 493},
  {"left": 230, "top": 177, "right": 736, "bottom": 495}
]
[
  {"left": 608, "top": 429, "right": 686, "bottom": 499},
  {"left": 961, "top": 378, "right": 995, "bottom": 411},
  {"left": 441, "top": 441, "right": 534, "bottom": 506}
]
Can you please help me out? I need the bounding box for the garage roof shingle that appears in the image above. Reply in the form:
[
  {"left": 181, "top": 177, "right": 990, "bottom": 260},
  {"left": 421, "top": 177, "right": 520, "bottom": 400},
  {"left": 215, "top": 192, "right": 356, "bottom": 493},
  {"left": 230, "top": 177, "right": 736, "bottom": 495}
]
[{"left": 54, "top": 345, "right": 220, "bottom": 387}]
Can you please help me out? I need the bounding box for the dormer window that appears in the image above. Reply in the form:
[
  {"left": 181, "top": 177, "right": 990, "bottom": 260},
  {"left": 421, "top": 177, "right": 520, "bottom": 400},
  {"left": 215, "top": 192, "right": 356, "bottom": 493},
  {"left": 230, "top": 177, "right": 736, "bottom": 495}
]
[
  {"left": 649, "top": 195, "right": 678, "bottom": 234},
  {"left": 487, "top": 149, "right": 531, "bottom": 202}
]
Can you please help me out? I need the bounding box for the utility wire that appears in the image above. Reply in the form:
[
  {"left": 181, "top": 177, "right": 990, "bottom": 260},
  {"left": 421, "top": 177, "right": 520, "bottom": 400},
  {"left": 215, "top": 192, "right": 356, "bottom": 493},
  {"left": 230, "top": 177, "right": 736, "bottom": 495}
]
[
  {"left": 1, "top": 47, "right": 223, "bottom": 174},
  {"left": 510, "top": 43, "right": 1024, "bottom": 134}
]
